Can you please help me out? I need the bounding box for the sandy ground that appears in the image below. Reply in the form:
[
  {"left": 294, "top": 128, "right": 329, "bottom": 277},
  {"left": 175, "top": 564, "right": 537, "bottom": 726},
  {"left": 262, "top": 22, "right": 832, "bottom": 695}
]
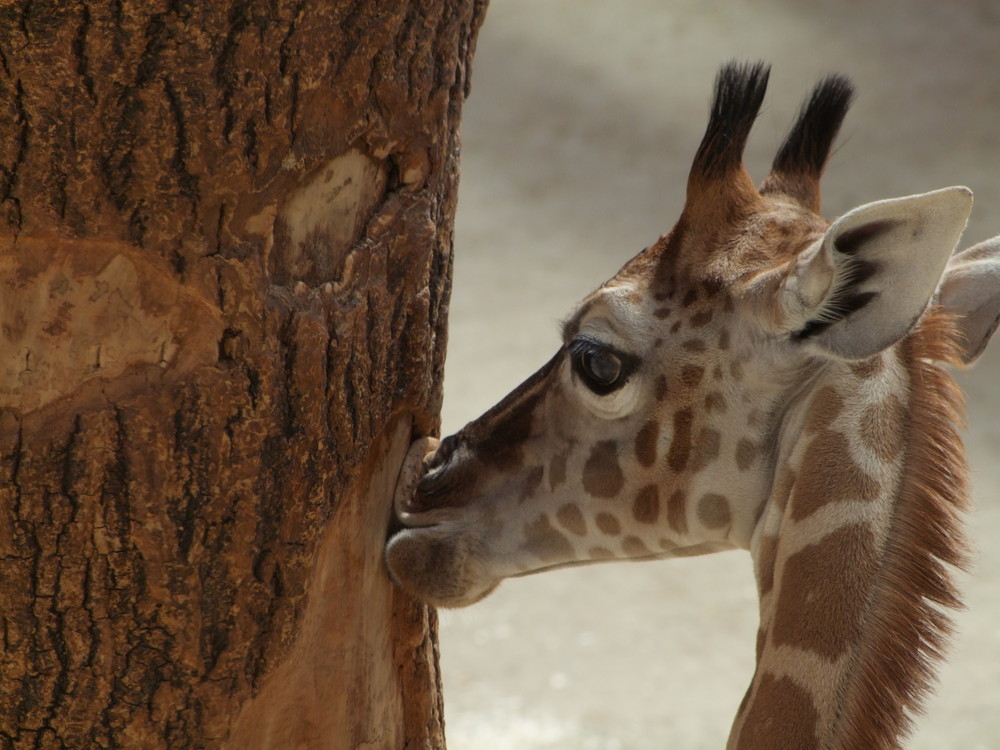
[{"left": 436, "top": 2, "right": 1000, "bottom": 748}]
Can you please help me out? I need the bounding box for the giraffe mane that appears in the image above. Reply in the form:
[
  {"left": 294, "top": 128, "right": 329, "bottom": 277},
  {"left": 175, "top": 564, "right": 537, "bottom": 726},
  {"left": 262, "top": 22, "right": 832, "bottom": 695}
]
[{"left": 833, "top": 308, "right": 970, "bottom": 748}]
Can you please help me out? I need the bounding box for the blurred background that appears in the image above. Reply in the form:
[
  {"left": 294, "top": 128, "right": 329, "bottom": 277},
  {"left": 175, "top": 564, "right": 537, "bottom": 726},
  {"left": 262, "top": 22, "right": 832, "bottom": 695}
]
[{"left": 438, "top": 1, "right": 1000, "bottom": 748}]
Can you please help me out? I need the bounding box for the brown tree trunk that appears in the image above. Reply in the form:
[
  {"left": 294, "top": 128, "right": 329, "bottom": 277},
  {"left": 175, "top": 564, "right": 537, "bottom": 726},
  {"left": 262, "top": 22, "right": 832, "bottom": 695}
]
[{"left": 0, "top": 1, "right": 486, "bottom": 747}]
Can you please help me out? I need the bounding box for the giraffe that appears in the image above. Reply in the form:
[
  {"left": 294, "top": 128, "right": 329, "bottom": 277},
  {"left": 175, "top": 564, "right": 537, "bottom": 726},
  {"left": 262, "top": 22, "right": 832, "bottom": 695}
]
[{"left": 385, "top": 62, "right": 1000, "bottom": 749}]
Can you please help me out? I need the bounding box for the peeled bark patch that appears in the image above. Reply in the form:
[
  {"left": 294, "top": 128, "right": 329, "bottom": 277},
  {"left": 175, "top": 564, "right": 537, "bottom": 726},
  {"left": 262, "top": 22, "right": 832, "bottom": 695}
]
[{"left": 0, "top": 239, "right": 223, "bottom": 412}]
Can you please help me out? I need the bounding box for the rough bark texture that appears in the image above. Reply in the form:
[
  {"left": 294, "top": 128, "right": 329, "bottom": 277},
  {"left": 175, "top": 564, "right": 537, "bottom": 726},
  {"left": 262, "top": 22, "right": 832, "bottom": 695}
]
[{"left": 0, "top": 1, "right": 486, "bottom": 747}]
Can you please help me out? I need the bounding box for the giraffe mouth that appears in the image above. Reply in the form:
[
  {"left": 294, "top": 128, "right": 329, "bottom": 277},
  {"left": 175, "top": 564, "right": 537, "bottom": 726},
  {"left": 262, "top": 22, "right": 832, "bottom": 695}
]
[{"left": 393, "top": 436, "right": 451, "bottom": 527}]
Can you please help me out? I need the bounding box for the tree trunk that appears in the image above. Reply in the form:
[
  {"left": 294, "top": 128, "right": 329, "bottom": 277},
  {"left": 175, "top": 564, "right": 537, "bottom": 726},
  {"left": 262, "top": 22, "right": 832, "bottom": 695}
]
[{"left": 0, "top": 1, "right": 486, "bottom": 747}]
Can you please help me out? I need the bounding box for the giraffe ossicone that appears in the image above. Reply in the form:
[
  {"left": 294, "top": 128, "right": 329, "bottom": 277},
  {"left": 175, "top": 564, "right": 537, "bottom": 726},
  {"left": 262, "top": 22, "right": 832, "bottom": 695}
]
[{"left": 385, "top": 61, "right": 1000, "bottom": 749}]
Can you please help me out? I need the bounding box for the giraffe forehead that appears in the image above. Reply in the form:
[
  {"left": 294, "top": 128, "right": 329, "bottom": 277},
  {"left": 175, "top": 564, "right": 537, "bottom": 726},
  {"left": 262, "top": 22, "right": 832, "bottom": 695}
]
[{"left": 563, "top": 280, "right": 650, "bottom": 344}]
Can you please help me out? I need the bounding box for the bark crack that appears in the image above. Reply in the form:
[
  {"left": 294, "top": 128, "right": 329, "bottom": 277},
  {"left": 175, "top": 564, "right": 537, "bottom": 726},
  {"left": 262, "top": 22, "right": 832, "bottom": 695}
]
[
  {"left": 0, "top": 77, "right": 28, "bottom": 233},
  {"left": 73, "top": 2, "right": 97, "bottom": 101},
  {"left": 163, "top": 76, "right": 201, "bottom": 211}
]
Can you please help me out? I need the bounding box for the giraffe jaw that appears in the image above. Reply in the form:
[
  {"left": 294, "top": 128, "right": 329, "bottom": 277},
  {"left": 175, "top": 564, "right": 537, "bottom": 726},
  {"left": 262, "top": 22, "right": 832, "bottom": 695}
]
[{"left": 385, "top": 526, "right": 501, "bottom": 608}]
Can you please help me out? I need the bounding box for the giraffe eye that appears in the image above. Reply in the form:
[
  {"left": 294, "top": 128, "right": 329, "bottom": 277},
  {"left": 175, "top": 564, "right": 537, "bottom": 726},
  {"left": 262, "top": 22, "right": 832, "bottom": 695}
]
[
  {"left": 582, "top": 349, "right": 622, "bottom": 386},
  {"left": 569, "top": 337, "right": 632, "bottom": 395}
]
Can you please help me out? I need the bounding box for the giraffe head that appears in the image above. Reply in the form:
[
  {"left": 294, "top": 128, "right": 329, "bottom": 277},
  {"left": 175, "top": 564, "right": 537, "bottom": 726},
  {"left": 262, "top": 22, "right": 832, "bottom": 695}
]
[{"left": 386, "top": 62, "right": 1000, "bottom": 611}]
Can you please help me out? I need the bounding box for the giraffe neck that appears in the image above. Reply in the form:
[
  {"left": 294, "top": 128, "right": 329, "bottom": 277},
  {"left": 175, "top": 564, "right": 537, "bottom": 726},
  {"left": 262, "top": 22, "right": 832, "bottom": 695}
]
[{"left": 730, "top": 311, "right": 968, "bottom": 750}]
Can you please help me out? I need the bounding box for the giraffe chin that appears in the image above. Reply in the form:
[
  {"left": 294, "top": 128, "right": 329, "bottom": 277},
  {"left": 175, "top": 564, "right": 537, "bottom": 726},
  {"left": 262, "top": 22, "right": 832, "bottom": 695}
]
[{"left": 384, "top": 527, "right": 501, "bottom": 608}]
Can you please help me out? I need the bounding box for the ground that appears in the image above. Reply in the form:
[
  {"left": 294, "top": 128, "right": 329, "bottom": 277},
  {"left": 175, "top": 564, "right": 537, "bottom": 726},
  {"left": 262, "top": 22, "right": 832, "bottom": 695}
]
[{"left": 437, "top": 1, "right": 1000, "bottom": 748}]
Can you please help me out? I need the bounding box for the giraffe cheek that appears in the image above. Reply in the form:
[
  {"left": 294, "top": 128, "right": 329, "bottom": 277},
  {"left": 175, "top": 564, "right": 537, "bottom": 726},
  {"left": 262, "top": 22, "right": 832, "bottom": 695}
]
[{"left": 384, "top": 528, "right": 499, "bottom": 608}]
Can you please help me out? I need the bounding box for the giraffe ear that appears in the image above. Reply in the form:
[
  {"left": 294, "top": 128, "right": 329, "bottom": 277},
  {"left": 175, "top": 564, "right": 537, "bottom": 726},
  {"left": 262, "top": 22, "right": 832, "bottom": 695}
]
[
  {"left": 938, "top": 235, "right": 1000, "bottom": 364},
  {"left": 785, "top": 186, "right": 973, "bottom": 359}
]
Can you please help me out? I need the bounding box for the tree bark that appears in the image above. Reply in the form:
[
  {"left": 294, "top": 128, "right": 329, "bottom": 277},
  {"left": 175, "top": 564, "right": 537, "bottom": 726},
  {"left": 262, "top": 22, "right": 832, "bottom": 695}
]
[{"left": 0, "top": 1, "right": 486, "bottom": 747}]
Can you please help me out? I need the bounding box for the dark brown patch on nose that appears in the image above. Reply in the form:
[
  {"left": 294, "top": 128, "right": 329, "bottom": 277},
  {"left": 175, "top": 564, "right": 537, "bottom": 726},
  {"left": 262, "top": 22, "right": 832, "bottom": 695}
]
[
  {"left": 474, "top": 392, "right": 538, "bottom": 470},
  {"left": 466, "top": 353, "right": 561, "bottom": 470},
  {"left": 583, "top": 440, "right": 624, "bottom": 499}
]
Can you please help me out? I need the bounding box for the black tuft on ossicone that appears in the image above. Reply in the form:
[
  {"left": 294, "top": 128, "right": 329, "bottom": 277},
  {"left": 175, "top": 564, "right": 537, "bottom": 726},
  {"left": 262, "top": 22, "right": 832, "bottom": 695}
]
[
  {"left": 691, "top": 61, "right": 771, "bottom": 180},
  {"left": 771, "top": 74, "right": 855, "bottom": 180}
]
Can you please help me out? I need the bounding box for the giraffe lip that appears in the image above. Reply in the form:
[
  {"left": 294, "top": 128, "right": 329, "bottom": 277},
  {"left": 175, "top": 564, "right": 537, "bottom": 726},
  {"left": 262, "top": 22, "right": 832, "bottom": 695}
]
[
  {"left": 395, "top": 506, "right": 453, "bottom": 528},
  {"left": 393, "top": 436, "right": 442, "bottom": 524}
]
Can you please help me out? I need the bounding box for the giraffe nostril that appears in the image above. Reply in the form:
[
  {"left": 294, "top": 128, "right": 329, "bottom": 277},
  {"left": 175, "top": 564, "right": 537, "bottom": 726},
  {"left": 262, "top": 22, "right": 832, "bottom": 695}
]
[
  {"left": 426, "top": 434, "right": 459, "bottom": 471},
  {"left": 417, "top": 434, "right": 460, "bottom": 492}
]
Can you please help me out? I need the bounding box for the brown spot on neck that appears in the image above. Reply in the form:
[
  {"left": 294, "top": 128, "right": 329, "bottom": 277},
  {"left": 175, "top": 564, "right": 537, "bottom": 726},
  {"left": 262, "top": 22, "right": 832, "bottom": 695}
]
[
  {"left": 804, "top": 385, "right": 843, "bottom": 435},
  {"left": 771, "top": 524, "right": 877, "bottom": 660},
  {"left": 735, "top": 674, "right": 819, "bottom": 750},
  {"left": 790, "top": 429, "right": 880, "bottom": 521}
]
